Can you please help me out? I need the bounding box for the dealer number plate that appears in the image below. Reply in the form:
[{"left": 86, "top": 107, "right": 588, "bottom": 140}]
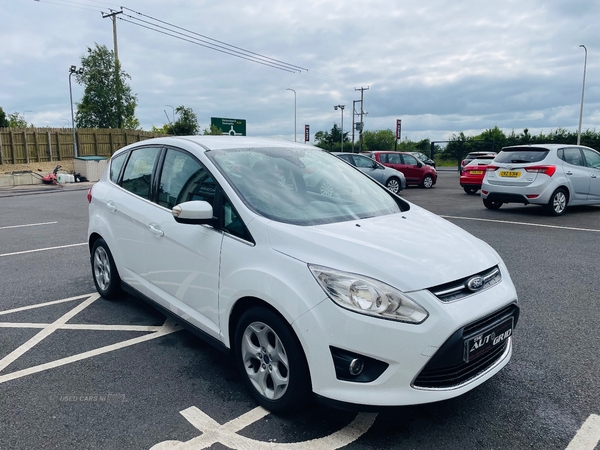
[
  {"left": 499, "top": 171, "right": 520, "bottom": 178},
  {"left": 464, "top": 317, "right": 514, "bottom": 362}
]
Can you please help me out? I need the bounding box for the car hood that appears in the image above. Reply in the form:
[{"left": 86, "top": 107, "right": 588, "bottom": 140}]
[{"left": 266, "top": 204, "right": 500, "bottom": 292}]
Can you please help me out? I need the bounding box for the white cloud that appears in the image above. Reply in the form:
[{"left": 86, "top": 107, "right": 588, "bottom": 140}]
[{"left": 0, "top": 0, "right": 598, "bottom": 142}]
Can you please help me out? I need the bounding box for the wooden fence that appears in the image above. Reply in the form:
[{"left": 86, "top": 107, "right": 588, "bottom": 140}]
[{"left": 0, "top": 128, "right": 166, "bottom": 165}]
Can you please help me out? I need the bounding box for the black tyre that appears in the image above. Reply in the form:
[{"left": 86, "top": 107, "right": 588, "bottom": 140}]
[
  {"left": 483, "top": 198, "right": 503, "bottom": 210},
  {"left": 422, "top": 175, "right": 434, "bottom": 189},
  {"left": 545, "top": 188, "right": 568, "bottom": 216},
  {"left": 91, "top": 238, "right": 122, "bottom": 299},
  {"left": 234, "top": 307, "right": 311, "bottom": 414},
  {"left": 464, "top": 187, "right": 479, "bottom": 195},
  {"left": 385, "top": 177, "right": 401, "bottom": 194}
]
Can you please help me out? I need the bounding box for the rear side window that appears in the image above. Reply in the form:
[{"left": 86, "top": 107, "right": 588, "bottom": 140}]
[
  {"left": 495, "top": 149, "right": 548, "bottom": 164},
  {"left": 120, "top": 147, "right": 161, "bottom": 199},
  {"left": 387, "top": 153, "right": 402, "bottom": 164},
  {"left": 559, "top": 148, "right": 585, "bottom": 167}
]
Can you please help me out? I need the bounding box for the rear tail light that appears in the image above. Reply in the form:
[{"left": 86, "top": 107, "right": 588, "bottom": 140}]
[
  {"left": 485, "top": 165, "right": 499, "bottom": 171},
  {"left": 524, "top": 165, "right": 556, "bottom": 177},
  {"left": 87, "top": 188, "right": 93, "bottom": 204}
]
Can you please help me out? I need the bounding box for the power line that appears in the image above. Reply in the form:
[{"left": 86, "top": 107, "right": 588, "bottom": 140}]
[
  {"left": 34, "top": 0, "right": 103, "bottom": 13},
  {"left": 121, "top": 7, "right": 307, "bottom": 73},
  {"left": 119, "top": 17, "right": 300, "bottom": 74}
]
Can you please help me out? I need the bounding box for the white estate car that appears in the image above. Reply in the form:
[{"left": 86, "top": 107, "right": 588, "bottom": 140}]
[{"left": 88, "top": 136, "right": 519, "bottom": 413}]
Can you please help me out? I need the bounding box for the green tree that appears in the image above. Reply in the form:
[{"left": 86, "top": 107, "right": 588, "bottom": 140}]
[
  {"left": 203, "top": 124, "right": 222, "bottom": 135},
  {"left": 170, "top": 106, "right": 199, "bottom": 135},
  {"left": 314, "top": 124, "right": 348, "bottom": 151},
  {"left": 75, "top": 43, "right": 139, "bottom": 129},
  {"left": 6, "top": 112, "right": 28, "bottom": 128},
  {"left": 0, "top": 107, "right": 9, "bottom": 127},
  {"left": 362, "top": 129, "right": 396, "bottom": 151}
]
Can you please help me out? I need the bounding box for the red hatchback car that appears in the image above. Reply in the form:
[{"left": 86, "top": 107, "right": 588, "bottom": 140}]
[
  {"left": 459, "top": 158, "right": 495, "bottom": 194},
  {"left": 365, "top": 151, "right": 437, "bottom": 188}
]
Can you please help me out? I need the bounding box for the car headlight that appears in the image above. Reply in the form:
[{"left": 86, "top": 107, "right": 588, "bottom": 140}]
[{"left": 309, "top": 265, "right": 428, "bottom": 324}]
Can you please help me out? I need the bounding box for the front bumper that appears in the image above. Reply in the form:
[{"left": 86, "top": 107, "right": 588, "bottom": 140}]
[{"left": 292, "top": 274, "right": 518, "bottom": 407}]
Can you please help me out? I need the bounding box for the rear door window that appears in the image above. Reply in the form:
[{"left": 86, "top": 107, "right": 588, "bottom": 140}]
[
  {"left": 120, "top": 147, "right": 161, "bottom": 199},
  {"left": 560, "top": 148, "right": 585, "bottom": 167}
]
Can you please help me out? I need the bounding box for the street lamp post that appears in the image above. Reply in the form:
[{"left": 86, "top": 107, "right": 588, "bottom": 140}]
[
  {"left": 286, "top": 88, "right": 296, "bottom": 142},
  {"left": 69, "top": 65, "right": 84, "bottom": 158},
  {"left": 334, "top": 105, "right": 345, "bottom": 152},
  {"left": 577, "top": 44, "right": 587, "bottom": 145},
  {"left": 166, "top": 105, "right": 175, "bottom": 124}
]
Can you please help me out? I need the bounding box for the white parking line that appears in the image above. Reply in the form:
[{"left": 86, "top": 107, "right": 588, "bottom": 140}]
[
  {"left": 441, "top": 215, "right": 600, "bottom": 233},
  {"left": 0, "top": 221, "right": 58, "bottom": 230},
  {"left": 567, "top": 415, "right": 600, "bottom": 450},
  {"left": 0, "top": 242, "right": 87, "bottom": 258}
]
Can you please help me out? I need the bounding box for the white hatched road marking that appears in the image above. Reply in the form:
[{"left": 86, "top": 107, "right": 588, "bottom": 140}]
[
  {"left": 0, "top": 293, "right": 181, "bottom": 384},
  {"left": 150, "top": 405, "right": 377, "bottom": 450},
  {"left": 567, "top": 415, "right": 600, "bottom": 450}
]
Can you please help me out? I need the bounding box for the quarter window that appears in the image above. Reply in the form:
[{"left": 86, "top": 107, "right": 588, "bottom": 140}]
[
  {"left": 120, "top": 147, "right": 161, "bottom": 199},
  {"left": 110, "top": 152, "right": 126, "bottom": 183}
]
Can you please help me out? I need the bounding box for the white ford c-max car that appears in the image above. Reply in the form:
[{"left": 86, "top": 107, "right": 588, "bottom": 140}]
[{"left": 88, "top": 136, "right": 519, "bottom": 413}]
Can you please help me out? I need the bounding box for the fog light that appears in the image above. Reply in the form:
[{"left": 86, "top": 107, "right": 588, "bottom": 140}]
[{"left": 349, "top": 358, "right": 364, "bottom": 376}]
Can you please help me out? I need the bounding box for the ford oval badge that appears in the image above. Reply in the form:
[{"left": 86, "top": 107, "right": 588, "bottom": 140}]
[{"left": 466, "top": 276, "right": 485, "bottom": 292}]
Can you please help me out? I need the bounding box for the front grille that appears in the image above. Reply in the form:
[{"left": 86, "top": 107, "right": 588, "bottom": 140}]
[
  {"left": 413, "top": 304, "right": 519, "bottom": 389},
  {"left": 414, "top": 340, "right": 509, "bottom": 389},
  {"left": 429, "top": 265, "right": 501, "bottom": 302}
]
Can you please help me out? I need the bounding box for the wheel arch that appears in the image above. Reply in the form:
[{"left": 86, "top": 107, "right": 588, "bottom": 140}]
[{"left": 228, "top": 296, "right": 291, "bottom": 355}]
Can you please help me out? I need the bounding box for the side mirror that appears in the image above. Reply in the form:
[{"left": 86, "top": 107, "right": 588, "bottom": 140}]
[
  {"left": 172, "top": 201, "right": 215, "bottom": 225},
  {"left": 416, "top": 161, "right": 422, "bottom": 168}
]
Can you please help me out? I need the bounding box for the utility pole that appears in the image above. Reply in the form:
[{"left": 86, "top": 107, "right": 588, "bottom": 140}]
[
  {"left": 102, "top": 9, "right": 123, "bottom": 128},
  {"left": 352, "top": 99, "right": 360, "bottom": 153},
  {"left": 355, "top": 87, "right": 369, "bottom": 153}
]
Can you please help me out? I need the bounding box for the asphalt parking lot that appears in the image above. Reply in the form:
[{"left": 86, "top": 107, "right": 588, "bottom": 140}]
[{"left": 0, "top": 171, "right": 599, "bottom": 450}]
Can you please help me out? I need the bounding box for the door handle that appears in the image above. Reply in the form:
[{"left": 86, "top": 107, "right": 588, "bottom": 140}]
[
  {"left": 106, "top": 201, "right": 117, "bottom": 213},
  {"left": 565, "top": 171, "right": 573, "bottom": 175},
  {"left": 592, "top": 174, "right": 597, "bottom": 179},
  {"left": 148, "top": 223, "right": 164, "bottom": 237}
]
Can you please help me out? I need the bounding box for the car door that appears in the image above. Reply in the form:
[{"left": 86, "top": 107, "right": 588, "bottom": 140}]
[
  {"left": 143, "top": 147, "right": 223, "bottom": 338},
  {"left": 560, "top": 147, "right": 591, "bottom": 201},
  {"left": 353, "top": 154, "right": 385, "bottom": 183},
  {"left": 582, "top": 148, "right": 600, "bottom": 201},
  {"left": 400, "top": 153, "right": 422, "bottom": 184},
  {"left": 107, "top": 146, "right": 161, "bottom": 288}
]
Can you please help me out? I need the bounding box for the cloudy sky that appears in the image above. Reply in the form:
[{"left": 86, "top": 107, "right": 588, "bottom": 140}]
[{"left": 1, "top": 0, "right": 598, "bottom": 143}]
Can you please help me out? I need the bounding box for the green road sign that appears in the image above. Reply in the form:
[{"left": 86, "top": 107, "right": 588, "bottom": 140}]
[{"left": 211, "top": 117, "right": 247, "bottom": 136}]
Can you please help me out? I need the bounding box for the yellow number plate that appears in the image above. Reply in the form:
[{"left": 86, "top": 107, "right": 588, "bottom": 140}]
[
  {"left": 499, "top": 171, "right": 519, "bottom": 178},
  {"left": 469, "top": 170, "right": 483, "bottom": 175}
]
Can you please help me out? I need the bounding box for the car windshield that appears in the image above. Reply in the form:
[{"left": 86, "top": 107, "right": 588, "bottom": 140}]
[
  {"left": 208, "top": 147, "right": 406, "bottom": 225},
  {"left": 495, "top": 148, "right": 549, "bottom": 164}
]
